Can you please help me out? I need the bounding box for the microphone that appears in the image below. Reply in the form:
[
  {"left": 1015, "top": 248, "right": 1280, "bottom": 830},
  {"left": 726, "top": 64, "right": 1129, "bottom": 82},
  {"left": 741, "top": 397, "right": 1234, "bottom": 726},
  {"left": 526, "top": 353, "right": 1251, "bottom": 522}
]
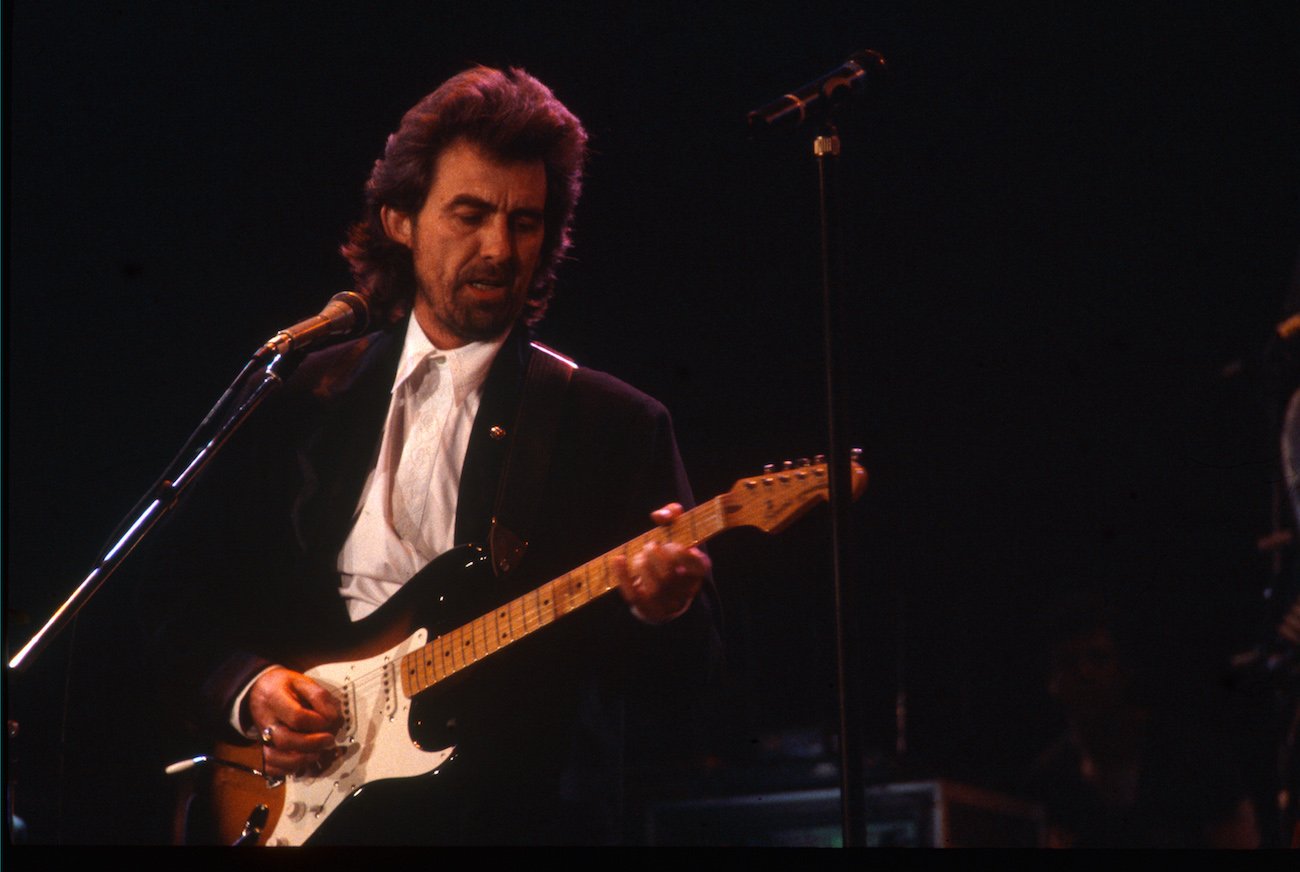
[
  {"left": 747, "top": 50, "right": 888, "bottom": 134},
  {"left": 255, "top": 289, "right": 371, "bottom": 361}
]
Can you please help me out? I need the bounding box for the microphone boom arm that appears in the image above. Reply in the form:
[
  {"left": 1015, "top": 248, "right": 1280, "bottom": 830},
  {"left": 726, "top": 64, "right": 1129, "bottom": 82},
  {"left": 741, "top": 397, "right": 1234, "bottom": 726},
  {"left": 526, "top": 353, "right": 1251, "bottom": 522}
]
[
  {"left": 9, "top": 289, "right": 371, "bottom": 671},
  {"left": 9, "top": 342, "right": 303, "bottom": 672}
]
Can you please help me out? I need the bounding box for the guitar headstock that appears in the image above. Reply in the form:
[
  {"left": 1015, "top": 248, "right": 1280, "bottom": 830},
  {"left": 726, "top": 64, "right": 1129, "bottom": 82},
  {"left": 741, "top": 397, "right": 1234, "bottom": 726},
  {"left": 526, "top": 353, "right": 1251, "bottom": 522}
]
[{"left": 722, "top": 452, "right": 868, "bottom": 534}]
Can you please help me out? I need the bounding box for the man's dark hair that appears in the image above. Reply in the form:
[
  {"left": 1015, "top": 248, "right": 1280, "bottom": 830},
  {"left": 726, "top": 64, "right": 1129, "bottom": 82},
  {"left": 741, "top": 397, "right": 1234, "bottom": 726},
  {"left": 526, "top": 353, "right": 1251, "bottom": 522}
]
[{"left": 341, "top": 65, "right": 588, "bottom": 326}]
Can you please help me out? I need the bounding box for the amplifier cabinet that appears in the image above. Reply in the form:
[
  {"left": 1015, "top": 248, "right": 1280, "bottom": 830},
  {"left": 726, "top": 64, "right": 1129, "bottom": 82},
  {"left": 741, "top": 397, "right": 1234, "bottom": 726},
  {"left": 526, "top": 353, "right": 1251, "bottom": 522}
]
[{"left": 645, "top": 779, "right": 1045, "bottom": 847}]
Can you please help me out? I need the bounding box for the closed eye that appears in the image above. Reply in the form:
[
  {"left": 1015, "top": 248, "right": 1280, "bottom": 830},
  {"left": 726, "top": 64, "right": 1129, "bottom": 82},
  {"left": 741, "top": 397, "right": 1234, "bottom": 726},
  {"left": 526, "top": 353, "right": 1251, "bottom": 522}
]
[
  {"left": 512, "top": 213, "right": 543, "bottom": 234},
  {"left": 453, "top": 209, "right": 486, "bottom": 226}
]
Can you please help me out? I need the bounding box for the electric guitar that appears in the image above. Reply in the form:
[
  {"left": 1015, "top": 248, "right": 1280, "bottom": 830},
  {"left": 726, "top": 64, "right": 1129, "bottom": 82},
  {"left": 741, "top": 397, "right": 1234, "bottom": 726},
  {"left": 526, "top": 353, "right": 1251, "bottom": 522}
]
[{"left": 194, "top": 455, "right": 867, "bottom": 846}]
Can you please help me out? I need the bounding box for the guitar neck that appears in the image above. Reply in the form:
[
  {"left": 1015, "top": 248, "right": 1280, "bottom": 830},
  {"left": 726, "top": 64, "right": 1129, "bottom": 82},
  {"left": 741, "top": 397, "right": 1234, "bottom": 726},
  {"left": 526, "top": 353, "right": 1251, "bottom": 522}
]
[
  {"left": 397, "top": 457, "right": 862, "bottom": 701},
  {"left": 399, "top": 495, "right": 728, "bottom": 699}
]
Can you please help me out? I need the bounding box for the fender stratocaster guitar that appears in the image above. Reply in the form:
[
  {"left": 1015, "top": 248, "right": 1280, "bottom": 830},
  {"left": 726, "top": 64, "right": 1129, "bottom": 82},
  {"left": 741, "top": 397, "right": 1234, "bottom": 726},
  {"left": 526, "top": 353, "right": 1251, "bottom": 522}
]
[{"left": 196, "top": 456, "right": 866, "bottom": 846}]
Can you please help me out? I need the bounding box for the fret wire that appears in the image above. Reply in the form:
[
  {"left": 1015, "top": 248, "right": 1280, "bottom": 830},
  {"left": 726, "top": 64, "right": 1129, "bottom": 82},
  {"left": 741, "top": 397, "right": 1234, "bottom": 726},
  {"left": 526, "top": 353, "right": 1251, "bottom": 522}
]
[
  {"left": 398, "top": 652, "right": 411, "bottom": 696},
  {"left": 590, "top": 558, "right": 608, "bottom": 592},
  {"left": 556, "top": 574, "right": 570, "bottom": 616},
  {"left": 444, "top": 633, "right": 456, "bottom": 677},
  {"left": 531, "top": 584, "right": 543, "bottom": 626},
  {"left": 575, "top": 567, "right": 589, "bottom": 606},
  {"left": 472, "top": 614, "right": 486, "bottom": 659},
  {"left": 432, "top": 636, "right": 445, "bottom": 683},
  {"left": 583, "top": 565, "right": 595, "bottom": 601},
  {"left": 542, "top": 583, "right": 552, "bottom": 623},
  {"left": 498, "top": 603, "right": 511, "bottom": 647},
  {"left": 463, "top": 622, "right": 477, "bottom": 665},
  {"left": 555, "top": 574, "right": 568, "bottom": 615},
  {"left": 417, "top": 645, "right": 431, "bottom": 691},
  {"left": 415, "top": 646, "right": 428, "bottom": 692},
  {"left": 511, "top": 599, "right": 522, "bottom": 642}
]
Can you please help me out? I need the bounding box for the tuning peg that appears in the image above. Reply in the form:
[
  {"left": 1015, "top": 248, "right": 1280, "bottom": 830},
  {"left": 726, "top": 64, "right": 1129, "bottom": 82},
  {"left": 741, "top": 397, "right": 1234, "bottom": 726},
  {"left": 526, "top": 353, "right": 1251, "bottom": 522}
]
[
  {"left": 763, "top": 463, "right": 775, "bottom": 475},
  {"left": 797, "top": 458, "right": 811, "bottom": 467},
  {"left": 851, "top": 447, "right": 863, "bottom": 460},
  {"left": 814, "top": 454, "right": 826, "bottom": 465}
]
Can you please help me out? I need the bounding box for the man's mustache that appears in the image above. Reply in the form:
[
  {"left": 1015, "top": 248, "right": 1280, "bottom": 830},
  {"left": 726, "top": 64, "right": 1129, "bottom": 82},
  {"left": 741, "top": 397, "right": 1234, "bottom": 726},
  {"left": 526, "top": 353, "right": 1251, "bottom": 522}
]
[{"left": 460, "top": 265, "right": 515, "bottom": 286}]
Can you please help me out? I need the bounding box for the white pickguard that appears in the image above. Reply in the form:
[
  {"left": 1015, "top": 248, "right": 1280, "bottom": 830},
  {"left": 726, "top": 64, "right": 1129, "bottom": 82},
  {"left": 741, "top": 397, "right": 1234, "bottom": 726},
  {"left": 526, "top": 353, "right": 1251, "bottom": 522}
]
[{"left": 262, "top": 628, "right": 455, "bottom": 846}]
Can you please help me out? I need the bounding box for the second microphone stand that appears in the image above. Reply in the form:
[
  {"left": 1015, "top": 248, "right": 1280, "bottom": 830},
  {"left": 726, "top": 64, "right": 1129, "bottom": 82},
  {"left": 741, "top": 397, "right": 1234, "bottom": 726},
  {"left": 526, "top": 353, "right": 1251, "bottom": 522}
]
[{"left": 812, "top": 119, "right": 870, "bottom": 848}]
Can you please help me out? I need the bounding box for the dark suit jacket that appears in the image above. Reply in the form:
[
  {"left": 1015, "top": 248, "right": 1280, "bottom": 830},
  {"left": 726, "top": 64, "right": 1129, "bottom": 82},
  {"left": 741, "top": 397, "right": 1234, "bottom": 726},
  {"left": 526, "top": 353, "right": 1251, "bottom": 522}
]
[{"left": 131, "top": 318, "right": 722, "bottom": 845}]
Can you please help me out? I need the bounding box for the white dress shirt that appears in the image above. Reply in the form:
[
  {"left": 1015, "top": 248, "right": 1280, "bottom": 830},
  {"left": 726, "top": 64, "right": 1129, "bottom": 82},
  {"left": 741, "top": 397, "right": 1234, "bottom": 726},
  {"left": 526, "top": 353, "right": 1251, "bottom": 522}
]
[{"left": 337, "top": 316, "right": 505, "bottom": 620}]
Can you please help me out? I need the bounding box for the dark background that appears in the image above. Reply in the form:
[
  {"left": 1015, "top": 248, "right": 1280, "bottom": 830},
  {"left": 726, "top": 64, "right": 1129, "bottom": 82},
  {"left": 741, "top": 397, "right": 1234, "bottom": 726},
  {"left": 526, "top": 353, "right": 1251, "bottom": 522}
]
[{"left": 6, "top": 0, "right": 1300, "bottom": 847}]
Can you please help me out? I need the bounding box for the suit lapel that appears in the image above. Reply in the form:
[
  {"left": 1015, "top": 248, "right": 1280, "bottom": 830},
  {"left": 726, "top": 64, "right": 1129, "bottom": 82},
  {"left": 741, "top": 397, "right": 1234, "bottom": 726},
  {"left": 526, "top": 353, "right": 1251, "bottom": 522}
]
[
  {"left": 291, "top": 324, "right": 405, "bottom": 560},
  {"left": 454, "top": 326, "right": 532, "bottom": 547}
]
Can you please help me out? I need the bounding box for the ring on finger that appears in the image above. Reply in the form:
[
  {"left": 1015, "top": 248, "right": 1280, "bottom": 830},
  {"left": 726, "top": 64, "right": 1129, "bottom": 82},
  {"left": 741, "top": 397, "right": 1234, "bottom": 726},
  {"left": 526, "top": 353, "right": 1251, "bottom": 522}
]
[{"left": 260, "top": 725, "right": 275, "bottom": 747}]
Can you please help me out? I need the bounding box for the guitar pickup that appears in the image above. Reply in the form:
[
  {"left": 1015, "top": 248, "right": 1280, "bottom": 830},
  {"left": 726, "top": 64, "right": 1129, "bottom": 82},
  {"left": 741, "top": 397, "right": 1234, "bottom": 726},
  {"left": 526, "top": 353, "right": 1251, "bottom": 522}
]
[{"left": 383, "top": 656, "right": 400, "bottom": 721}]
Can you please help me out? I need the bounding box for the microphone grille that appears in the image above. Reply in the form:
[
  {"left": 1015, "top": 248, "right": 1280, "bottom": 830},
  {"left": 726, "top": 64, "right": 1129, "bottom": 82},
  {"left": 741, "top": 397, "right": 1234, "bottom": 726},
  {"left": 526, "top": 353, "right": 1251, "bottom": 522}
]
[{"left": 332, "top": 289, "right": 372, "bottom": 332}]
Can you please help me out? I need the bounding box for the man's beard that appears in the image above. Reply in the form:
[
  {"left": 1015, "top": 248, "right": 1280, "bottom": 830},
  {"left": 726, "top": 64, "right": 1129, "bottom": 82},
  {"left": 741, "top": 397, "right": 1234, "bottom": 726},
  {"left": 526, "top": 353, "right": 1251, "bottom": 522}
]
[{"left": 425, "top": 271, "right": 526, "bottom": 343}]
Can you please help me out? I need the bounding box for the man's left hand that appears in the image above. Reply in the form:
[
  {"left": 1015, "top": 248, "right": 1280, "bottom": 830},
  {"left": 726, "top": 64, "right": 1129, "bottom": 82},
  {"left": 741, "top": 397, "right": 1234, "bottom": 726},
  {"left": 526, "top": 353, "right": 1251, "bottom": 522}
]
[{"left": 613, "top": 502, "right": 711, "bottom": 624}]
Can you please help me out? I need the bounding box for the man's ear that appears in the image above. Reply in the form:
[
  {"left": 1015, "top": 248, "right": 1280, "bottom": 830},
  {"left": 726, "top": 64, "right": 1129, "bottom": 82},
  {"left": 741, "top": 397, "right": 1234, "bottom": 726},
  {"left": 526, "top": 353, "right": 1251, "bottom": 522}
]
[{"left": 380, "top": 206, "right": 413, "bottom": 247}]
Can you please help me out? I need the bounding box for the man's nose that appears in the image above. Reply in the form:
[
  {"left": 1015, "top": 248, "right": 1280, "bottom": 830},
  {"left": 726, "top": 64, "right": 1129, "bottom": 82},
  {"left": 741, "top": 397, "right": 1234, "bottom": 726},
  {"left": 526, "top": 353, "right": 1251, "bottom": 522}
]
[{"left": 479, "top": 214, "right": 514, "bottom": 262}]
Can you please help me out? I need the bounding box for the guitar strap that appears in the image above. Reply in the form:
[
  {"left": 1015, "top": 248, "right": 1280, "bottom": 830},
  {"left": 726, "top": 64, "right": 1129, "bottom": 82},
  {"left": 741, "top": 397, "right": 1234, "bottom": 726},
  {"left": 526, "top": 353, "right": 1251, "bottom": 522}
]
[{"left": 486, "top": 341, "right": 576, "bottom": 576}]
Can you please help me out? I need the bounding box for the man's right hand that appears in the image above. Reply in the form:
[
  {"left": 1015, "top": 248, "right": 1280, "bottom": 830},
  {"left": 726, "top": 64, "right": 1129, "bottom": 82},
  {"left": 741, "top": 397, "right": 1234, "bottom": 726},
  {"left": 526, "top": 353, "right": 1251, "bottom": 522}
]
[{"left": 246, "top": 666, "right": 343, "bottom": 777}]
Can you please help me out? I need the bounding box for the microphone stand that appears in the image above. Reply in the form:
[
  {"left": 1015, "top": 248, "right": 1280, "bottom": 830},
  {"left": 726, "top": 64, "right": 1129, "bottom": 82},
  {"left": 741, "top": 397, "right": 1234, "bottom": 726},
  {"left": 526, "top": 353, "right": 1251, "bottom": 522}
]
[
  {"left": 812, "top": 118, "right": 869, "bottom": 848},
  {"left": 7, "top": 349, "right": 301, "bottom": 673},
  {"left": 749, "top": 50, "right": 884, "bottom": 847}
]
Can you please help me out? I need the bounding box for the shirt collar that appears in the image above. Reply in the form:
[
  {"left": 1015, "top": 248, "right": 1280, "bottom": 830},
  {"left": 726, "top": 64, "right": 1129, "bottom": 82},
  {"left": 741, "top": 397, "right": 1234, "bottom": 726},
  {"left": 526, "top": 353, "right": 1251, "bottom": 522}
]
[{"left": 392, "top": 314, "right": 506, "bottom": 406}]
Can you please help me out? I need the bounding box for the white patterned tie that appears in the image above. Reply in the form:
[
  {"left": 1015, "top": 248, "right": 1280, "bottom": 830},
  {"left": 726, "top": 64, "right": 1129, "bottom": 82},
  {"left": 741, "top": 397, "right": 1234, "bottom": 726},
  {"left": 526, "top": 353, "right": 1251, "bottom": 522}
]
[{"left": 391, "top": 355, "right": 446, "bottom": 549}]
